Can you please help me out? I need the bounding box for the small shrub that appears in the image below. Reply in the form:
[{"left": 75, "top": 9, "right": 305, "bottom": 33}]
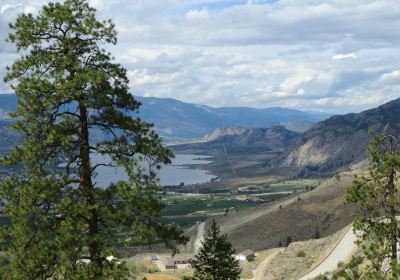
[
  {"left": 313, "top": 229, "right": 320, "bottom": 239},
  {"left": 296, "top": 250, "right": 306, "bottom": 258},
  {"left": 286, "top": 236, "right": 292, "bottom": 247}
]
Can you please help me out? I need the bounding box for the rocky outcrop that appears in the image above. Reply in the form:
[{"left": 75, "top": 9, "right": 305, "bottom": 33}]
[
  {"left": 278, "top": 121, "right": 314, "bottom": 133},
  {"left": 201, "top": 125, "right": 301, "bottom": 151},
  {"left": 275, "top": 97, "right": 400, "bottom": 174},
  {"left": 202, "top": 126, "right": 248, "bottom": 142}
]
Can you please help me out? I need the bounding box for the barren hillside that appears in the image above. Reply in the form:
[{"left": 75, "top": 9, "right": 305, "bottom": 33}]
[{"left": 217, "top": 166, "right": 365, "bottom": 252}]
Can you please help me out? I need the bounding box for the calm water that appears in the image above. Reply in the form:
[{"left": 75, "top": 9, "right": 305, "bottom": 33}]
[{"left": 92, "top": 153, "right": 216, "bottom": 187}]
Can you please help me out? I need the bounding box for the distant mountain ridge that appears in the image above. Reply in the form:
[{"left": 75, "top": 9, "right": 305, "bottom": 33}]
[
  {"left": 274, "top": 97, "right": 400, "bottom": 175},
  {"left": 184, "top": 125, "right": 301, "bottom": 152},
  {"left": 0, "top": 94, "right": 329, "bottom": 139},
  {"left": 202, "top": 126, "right": 249, "bottom": 142},
  {"left": 276, "top": 121, "right": 314, "bottom": 133},
  {"left": 0, "top": 119, "right": 21, "bottom": 153},
  {"left": 135, "top": 96, "right": 328, "bottom": 138}
]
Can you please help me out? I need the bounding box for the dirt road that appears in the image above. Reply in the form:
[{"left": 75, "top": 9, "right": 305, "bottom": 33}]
[
  {"left": 194, "top": 222, "right": 205, "bottom": 253},
  {"left": 297, "top": 225, "right": 358, "bottom": 280},
  {"left": 254, "top": 248, "right": 284, "bottom": 280}
]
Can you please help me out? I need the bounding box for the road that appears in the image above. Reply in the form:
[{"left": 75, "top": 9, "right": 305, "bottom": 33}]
[
  {"left": 253, "top": 225, "right": 358, "bottom": 280},
  {"left": 194, "top": 222, "right": 205, "bottom": 253},
  {"left": 297, "top": 225, "right": 358, "bottom": 280},
  {"left": 254, "top": 248, "right": 284, "bottom": 280}
]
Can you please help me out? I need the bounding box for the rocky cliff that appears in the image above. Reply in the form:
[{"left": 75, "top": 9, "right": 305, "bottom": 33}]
[{"left": 275, "top": 97, "right": 400, "bottom": 174}]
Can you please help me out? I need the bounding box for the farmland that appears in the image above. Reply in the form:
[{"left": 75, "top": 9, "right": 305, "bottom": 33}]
[{"left": 159, "top": 177, "right": 321, "bottom": 229}]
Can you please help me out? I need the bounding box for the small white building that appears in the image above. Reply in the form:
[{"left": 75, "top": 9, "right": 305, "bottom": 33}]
[{"left": 235, "top": 249, "right": 255, "bottom": 261}]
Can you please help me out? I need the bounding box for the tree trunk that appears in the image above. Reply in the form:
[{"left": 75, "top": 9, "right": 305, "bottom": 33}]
[
  {"left": 79, "top": 102, "right": 101, "bottom": 272},
  {"left": 389, "top": 167, "right": 397, "bottom": 260}
]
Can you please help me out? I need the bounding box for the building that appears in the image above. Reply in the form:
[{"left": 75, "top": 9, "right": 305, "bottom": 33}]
[
  {"left": 173, "top": 255, "right": 192, "bottom": 265},
  {"left": 158, "top": 255, "right": 193, "bottom": 270},
  {"left": 159, "top": 257, "right": 177, "bottom": 270},
  {"left": 235, "top": 249, "right": 255, "bottom": 261}
]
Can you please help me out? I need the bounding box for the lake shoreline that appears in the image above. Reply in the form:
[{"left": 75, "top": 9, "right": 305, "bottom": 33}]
[{"left": 92, "top": 153, "right": 218, "bottom": 187}]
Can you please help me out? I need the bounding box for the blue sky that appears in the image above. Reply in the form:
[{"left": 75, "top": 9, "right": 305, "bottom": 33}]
[{"left": 0, "top": 0, "right": 400, "bottom": 113}]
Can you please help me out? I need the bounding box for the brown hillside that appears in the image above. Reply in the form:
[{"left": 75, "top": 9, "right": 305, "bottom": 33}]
[
  {"left": 217, "top": 167, "right": 364, "bottom": 252},
  {"left": 273, "top": 97, "right": 400, "bottom": 175}
]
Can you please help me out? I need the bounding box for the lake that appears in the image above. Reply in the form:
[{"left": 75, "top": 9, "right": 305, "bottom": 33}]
[{"left": 92, "top": 153, "right": 216, "bottom": 188}]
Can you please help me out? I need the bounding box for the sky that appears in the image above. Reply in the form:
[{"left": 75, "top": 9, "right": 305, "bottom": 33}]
[{"left": 0, "top": 0, "right": 399, "bottom": 113}]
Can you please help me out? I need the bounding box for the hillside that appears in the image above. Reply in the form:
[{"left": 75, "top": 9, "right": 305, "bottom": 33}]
[
  {"left": 217, "top": 167, "right": 363, "bottom": 252},
  {"left": 199, "top": 125, "right": 301, "bottom": 151},
  {"left": 278, "top": 120, "right": 314, "bottom": 133},
  {"left": 0, "top": 94, "right": 329, "bottom": 139},
  {"left": 273, "top": 97, "right": 400, "bottom": 175}
]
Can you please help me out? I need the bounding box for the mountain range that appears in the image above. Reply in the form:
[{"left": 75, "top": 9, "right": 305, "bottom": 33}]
[
  {"left": 2, "top": 93, "right": 399, "bottom": 176},
  {"left": 134, "top": 96, "right": 328, "bottom": 138},
  {"left": 0, "top": 94, "right": 329, "bottom": 139}
]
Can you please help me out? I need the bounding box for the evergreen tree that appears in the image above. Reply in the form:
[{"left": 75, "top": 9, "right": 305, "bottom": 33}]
[
  {"left": 286, "top": 236, "right": 292, "bottom": 247},
  {"left": 0, "top": 0, "right": 186, "bottom": 279},
  {"left": 347, "top": 128, "right": 400, "bottom": 278},
  {"left": 313, "top": 229, "right": 320, "bottom": 239},
  {"left": 190, "top": 220, "right": 241, "bottom": 280}
]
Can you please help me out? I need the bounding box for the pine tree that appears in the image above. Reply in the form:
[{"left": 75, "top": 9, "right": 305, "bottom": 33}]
[
  {"left": 0, "top": 0, "right": 186, "bottom": 279},
  {"left": 190, "top": 220, "right": 241, "bottom": 280},
  {"left": 285, "top": 236, "right": 292, "bottom": 247},
  {"left": 347, "top": 128, "right": 400, "bottom": 278},
  {"left": 313, "top": 229, "right": 320, "bottom": 239}
]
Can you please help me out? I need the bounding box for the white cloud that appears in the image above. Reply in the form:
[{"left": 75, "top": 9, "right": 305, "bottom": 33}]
[
  {"left": 332, "top": 53, "right": 357, "bottom": 60},
  {"left": 379, "top": 70, "right": 400, "bottom": 82},
  {"left": 185, "top": 7, "right": 209, "bottom": 20}
]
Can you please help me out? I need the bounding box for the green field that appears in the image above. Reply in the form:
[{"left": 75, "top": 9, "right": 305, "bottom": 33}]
[
  {"left": 162, "top": 195, "right": 261, "bottom": 216},
  {"left": 255, "top": 193, "right": 290, "bottom": 202},
  {"left": 156, "top": 192, "right": 278, "bottom": 227},
  {"left": 266, "top": 179, "right": 320, "bottom": 193}
]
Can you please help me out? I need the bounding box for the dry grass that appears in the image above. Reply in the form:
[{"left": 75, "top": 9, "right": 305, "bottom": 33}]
[
  {"left": 253, "top": 249, "right": 281, "bottom": 268},
  {"left": 140, "top": 274, "right": 181, "bottom": 280},
  {"left": 241, "top": 269, "right": 254, "bottom": 279},
  {"left": 263, "top": 227, "right": 347, "bottom": 280}
]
